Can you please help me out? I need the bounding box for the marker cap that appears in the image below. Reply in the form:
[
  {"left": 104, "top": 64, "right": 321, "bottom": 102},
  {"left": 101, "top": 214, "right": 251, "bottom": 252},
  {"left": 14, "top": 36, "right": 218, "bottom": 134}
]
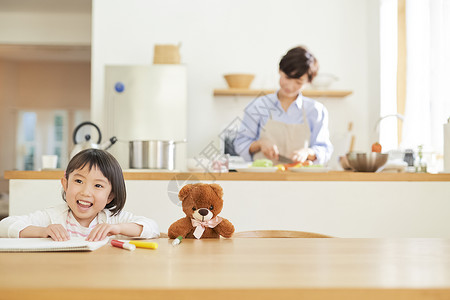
[{"left": 111, "top": 239, "right": 136, "bottom": 251}]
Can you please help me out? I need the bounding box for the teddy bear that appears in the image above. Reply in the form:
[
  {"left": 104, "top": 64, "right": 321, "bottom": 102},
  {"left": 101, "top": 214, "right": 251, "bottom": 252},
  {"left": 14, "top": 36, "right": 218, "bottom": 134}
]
[{"left": 168, "top": 183, "right": 235, "bottom": 239}]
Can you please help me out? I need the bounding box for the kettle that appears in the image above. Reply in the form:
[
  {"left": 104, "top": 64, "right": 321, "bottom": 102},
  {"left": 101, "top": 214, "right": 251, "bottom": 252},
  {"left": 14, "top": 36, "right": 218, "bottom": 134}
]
[{"left": 70, "top": 121, "right": 118, "bottom": 158}]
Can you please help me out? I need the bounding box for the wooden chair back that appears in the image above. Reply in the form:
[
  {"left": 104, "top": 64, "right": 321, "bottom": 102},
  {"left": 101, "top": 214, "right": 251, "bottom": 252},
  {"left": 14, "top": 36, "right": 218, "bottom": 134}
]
[{"left": 233, "top": 230, "right": 333, "bottom": 238}]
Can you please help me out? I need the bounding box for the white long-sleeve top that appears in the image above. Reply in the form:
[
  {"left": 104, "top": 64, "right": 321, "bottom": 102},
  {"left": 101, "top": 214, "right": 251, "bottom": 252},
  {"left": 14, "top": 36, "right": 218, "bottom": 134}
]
[{"left": 0, "top": 203, "right": 160, "bottom": 239}]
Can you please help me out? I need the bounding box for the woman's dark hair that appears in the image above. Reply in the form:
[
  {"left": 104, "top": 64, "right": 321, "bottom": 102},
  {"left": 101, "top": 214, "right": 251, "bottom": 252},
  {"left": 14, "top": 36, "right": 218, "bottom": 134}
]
[
  {"left": 279, "top": 46, "right": 319, "bottom": 82},
  {"left": 63, "top": 149, "right": 126, "bottom": 216}
]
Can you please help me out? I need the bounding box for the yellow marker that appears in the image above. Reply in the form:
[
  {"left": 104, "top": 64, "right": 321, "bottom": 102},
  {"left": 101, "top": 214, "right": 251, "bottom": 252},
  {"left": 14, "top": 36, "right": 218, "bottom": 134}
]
[{"left": 128, "top": 240, "right": 158, "bottom": 250}]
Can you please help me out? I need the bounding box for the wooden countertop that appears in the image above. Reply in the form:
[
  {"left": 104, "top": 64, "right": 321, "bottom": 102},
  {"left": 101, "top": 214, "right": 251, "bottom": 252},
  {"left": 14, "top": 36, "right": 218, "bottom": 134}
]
[
  {"left": 1, "top": 238, "right": 450, "bottom": 300},
  {"left": 3, "top": 170, "right": 450, "bottom": 181}
]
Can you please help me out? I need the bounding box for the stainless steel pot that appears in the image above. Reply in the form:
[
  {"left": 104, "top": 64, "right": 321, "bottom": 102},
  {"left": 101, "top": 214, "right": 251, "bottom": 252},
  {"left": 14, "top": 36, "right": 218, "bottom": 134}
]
[{"left": 129, "top": 140, "right": 183, "bottom": 170}]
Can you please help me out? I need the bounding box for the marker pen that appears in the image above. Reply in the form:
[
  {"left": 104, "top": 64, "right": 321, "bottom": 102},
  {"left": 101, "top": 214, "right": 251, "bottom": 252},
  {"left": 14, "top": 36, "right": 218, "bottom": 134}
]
[
  {"left": 128, "top": 240, "right": 158, "bottom": 250},
  {"left": 172, "top": 236, "right": 183, "bottom": 246},
  {"left": 111, "top": 239, "right": 136, "bottom": 251}
]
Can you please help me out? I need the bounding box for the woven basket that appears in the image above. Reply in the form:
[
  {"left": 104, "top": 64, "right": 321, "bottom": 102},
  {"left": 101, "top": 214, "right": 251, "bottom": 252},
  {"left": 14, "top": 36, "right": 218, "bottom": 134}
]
[
  {"left": 153, "top": 44, "right": 180, "bottom": 64},
  {"left": 224, "top": 74, "right": 255, "bottom": 89}
]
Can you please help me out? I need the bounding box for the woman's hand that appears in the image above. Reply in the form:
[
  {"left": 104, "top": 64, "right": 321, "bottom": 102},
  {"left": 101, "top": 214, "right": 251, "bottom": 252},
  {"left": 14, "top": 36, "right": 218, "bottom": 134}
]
[
  {"left": 87, "top": 224, "right": 121, "bottom": 241},
  {"left": 292, "top": 148, "right": 316, "bottom": 163},
  {"left": 259, "top": 140, "right": 279, "bottom": 160}
]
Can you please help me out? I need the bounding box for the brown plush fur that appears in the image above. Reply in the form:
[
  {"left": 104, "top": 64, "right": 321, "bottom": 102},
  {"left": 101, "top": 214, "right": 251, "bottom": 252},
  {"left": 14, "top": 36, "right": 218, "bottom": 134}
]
[{"left": 168, "top": 183, "right": 235, "bottom": 239}]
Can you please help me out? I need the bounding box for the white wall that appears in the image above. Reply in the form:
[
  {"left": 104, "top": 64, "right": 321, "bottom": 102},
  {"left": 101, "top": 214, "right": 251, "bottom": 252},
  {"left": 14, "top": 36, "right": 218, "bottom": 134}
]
[{"left": 92, "top": 0, "right": 380, "bottom": 163}]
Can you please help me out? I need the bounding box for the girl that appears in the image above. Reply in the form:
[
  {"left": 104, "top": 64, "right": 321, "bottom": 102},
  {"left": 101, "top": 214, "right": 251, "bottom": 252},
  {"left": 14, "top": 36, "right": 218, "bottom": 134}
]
[{"left": 0, "top": 149, "right": 159, "bottom": 241}]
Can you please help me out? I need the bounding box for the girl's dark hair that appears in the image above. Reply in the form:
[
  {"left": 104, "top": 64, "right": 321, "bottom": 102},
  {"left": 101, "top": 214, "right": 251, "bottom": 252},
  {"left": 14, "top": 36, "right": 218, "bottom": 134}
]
[
  {"left": 279, "top": 46, "right": 319, "bottom": 82},
  {"left": 63, "top": 149, "right": 126, "bottom": 216}
]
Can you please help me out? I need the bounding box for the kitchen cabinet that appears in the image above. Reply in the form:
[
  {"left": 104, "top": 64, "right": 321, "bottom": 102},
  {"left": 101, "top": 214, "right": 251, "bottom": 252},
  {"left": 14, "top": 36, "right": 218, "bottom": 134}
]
[
  {"left": 213, "top": 88, "right": 352, "bottom": 98},
  {"left": 5, "top": 170, "right": 450, "bottom": 238}
]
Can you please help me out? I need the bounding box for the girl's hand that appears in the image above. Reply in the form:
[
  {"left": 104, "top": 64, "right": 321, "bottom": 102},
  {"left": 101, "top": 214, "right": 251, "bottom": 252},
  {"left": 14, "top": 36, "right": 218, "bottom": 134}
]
[
  {"left": 44, "top": 224, "right": 70, "bottom": 241},
  {"left": 87, "top": 224, "right": 121, "bottom": 241}
]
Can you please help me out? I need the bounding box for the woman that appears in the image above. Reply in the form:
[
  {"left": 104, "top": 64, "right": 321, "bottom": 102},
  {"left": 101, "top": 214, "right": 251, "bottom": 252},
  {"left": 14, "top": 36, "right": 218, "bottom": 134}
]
[{"left": 234, "top": 46, "right": 333, "bottom": 165}]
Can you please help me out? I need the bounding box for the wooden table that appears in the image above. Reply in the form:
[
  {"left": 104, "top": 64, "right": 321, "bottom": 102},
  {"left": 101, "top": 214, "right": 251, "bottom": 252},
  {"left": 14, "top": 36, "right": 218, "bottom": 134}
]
[{"left": 1, "top": 238, "right": 450, "bottom": 299}]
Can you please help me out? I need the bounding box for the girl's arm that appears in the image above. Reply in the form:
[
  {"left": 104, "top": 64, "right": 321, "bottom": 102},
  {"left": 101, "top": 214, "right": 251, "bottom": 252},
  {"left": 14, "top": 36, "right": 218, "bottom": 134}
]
[
  {"left": 86, "top": 210, "right": 160, "bottom": 241},
  {"left": 19, "top": 225, "right": 47, "bottom": 238},
  {"left": 0, "top": 208, "right": 54, "bottom": 238},
  {"left": 20, "top": 224, "right": 69, "bottom": 241},
  {"left": 114, "top": 211, "right": 160, "bottom": 239},
  {"left": 86, "top": 223, "right": 143, "bottom": 241},
  {"left": 117, "top": 223, "right": 143, "bottom": 237}
]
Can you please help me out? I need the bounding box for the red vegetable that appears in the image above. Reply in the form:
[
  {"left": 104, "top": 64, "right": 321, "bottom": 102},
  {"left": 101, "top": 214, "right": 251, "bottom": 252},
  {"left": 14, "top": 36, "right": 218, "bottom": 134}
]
[
  {"left": 372, "top": 142, "right": 382, "bottom": 153},
  {"left": 283, "top": 161, "right": 312, "bottom": 169}
]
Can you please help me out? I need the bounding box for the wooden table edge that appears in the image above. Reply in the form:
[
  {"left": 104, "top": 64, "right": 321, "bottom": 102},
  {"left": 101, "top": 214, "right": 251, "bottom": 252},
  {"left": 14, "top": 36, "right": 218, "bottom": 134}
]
[{"left": 2, "top": 287, "right": 450, "bottom": 300}]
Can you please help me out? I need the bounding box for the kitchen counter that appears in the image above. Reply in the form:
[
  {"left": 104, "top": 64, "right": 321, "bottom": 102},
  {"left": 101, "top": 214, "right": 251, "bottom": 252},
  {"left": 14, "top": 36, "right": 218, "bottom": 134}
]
[
  {"left": 3, "top": 170, "right": 450, "bottom": 238},
  {"left": 4, "top": 170, "right": 450, "bottom": 181}
]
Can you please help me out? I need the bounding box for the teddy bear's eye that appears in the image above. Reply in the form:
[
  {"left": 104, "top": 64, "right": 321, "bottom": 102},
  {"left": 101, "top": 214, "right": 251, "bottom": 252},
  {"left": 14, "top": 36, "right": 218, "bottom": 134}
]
[
  {"left": 192, "top": 207, "right": 196, "bottom": 211},
  {"left": 209, "top": 205, "right": 214, "bottom": 210}
]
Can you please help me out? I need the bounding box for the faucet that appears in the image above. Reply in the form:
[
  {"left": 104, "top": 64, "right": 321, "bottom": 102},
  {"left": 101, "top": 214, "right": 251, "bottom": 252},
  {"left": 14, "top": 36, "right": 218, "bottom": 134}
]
[
  {"left": 373, "top": 113, "right": 404, "bottom": 135},
  {"left": 372, "top": 114, "right": 405, "bottom": 153}
]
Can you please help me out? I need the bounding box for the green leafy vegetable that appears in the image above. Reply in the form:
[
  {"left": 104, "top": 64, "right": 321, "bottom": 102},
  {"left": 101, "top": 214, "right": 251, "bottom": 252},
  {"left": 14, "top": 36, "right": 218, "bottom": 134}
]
[{"left": 252, "top": 159, "right": 273, "bottom": 167}]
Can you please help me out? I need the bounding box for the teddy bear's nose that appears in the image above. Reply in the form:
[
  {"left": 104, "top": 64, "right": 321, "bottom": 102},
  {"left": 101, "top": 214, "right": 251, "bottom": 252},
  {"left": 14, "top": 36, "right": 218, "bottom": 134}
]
[{"left": 198, "top": 208, "right": 209, "bottom": 216}]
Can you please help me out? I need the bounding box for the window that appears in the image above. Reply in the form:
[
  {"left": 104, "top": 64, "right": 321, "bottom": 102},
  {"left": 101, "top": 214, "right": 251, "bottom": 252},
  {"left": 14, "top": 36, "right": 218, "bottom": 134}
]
[
  {"left": 380, "top": 0, "right": 450, "bottom": 171},
  {"left": 16, "top": 109, "right": 89, "bottom": 170},
  {"left": 16, "top": 112, "right": 37, "bottom": 170}
]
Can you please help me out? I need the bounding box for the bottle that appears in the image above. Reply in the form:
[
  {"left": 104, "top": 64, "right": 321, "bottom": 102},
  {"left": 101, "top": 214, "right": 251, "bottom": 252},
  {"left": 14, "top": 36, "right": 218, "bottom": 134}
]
[
  {"left": 415, "top": 145, "right": 427, "bottom": 173},
  {"left": 403, "top": 149, "right": 415, "bottom": 173}
]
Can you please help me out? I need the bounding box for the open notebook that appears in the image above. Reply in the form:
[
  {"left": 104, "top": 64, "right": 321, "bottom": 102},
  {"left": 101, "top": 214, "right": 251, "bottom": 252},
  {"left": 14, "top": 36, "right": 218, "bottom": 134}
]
[{"left": 0, "top": 237, "right": 109, "bottom": 252}]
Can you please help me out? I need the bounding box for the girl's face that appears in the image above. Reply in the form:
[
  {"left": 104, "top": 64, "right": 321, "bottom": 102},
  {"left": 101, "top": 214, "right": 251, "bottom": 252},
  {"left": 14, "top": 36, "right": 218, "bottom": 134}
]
[
  {"left": 279, "top": 71, "right": 309, "bottom": 98},
  {"left": 61, "top": 165, "right": 114, "bottom": 227}
]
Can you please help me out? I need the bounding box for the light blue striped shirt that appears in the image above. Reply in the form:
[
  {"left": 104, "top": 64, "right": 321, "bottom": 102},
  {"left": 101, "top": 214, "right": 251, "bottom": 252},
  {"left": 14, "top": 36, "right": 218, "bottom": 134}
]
[{"left": 233, "top": 92, "right": 333, "bottom": 165}]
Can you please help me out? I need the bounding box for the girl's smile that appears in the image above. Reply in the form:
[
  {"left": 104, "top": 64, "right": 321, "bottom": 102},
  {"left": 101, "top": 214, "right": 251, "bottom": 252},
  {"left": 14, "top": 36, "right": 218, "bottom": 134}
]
[
  {"left": 61, "top": 165, "right": 114, "bottom": 227},
  {"left": 77, "top": 199, "right": 93, "bottom": 210}
]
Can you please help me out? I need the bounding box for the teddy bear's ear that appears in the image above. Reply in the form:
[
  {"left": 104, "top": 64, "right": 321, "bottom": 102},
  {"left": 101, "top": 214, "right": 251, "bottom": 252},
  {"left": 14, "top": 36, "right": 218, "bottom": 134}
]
[
  {"left": 178, "top": 184, "right": 194, "bottom": 202},
  {"left": 209, "top": 183, "right": 223, "bottom": 199}
]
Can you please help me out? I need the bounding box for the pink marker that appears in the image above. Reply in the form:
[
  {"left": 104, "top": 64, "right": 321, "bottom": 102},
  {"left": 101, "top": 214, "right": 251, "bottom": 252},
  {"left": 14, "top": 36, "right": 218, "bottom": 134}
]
[{"left": 111, "top": 239, "right": 136, "bottom": 251}]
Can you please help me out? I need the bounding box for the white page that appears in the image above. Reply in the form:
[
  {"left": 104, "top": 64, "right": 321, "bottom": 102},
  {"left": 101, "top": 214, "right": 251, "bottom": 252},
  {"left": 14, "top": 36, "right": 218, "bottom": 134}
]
[{"left": 0, "top": 237, "right": 109, "bottom": 252}]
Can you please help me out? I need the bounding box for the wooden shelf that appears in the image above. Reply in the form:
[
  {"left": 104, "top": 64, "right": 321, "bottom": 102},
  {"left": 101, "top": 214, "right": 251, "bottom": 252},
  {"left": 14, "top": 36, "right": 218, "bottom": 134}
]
[{"left": 213, "top": 88, "right": 352, "bottom": 98}]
